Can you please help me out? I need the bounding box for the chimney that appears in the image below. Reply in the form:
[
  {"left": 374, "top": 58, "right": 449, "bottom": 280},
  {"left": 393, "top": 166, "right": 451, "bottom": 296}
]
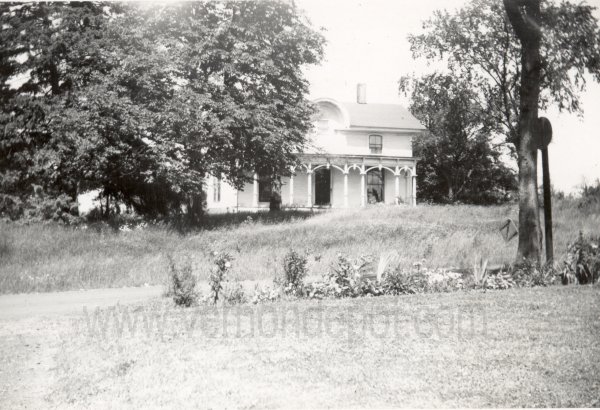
[{"left": 357, "top": 83, "right": 366, "bottom": 104}]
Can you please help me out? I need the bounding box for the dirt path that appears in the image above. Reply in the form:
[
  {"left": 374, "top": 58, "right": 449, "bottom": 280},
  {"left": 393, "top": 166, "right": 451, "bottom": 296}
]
[
  {"left": 0, "top": 285, "right": 164, "bottom": 320},
  {"left": 0, "top": 278, "right": 281, "bottom": 320},
  {"left": 0, "top": 285, "right": 165, "bottom": 408},
  {"left": 0, "top": 280, "right": 280, "bottom": 408}
]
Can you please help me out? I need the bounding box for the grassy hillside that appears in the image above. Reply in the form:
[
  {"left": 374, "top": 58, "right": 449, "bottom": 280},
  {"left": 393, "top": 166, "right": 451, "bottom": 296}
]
[{"left": 1, "top": 200, "right": 598, "bottom": 294}]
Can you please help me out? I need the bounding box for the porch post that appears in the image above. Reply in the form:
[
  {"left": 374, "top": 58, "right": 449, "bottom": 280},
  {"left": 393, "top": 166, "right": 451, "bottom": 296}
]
[
  {"left": 252, "top": 173, "right": 259, "bottom": 207},
  {"left": 394, "top": 166, "right": 400, "bottom": 205},
  {"left": 412, "top": 173, "right": 417, "bottom": 207},
  {"left": 289, "top": 175, "right": 294, "bottom": 206},
  {"left": 360, "top": 166, "right": 366, "bottom": 207},
  {"left": 306, "top": 165, "right": 312, "bottom": 208},
  {"left": 343, "top": 165, "right": 349, "bottom": 208},
  {"left": 289, "top": 167, "right": 294, "bottom": 206}
]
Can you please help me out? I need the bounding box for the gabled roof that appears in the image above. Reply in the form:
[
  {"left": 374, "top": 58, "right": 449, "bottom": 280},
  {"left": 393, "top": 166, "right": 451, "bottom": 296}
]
[{"left": 340, "top": 102, "right": 426, "bottom": 130}]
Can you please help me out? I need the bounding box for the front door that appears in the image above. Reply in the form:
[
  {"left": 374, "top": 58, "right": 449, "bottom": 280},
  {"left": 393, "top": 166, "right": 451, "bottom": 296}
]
[
  {"left": 314, "top": 168, "right": 331, "bottom": 205},
  {"left": 367, "top": 169, "right": 385, "bottom": 204}
]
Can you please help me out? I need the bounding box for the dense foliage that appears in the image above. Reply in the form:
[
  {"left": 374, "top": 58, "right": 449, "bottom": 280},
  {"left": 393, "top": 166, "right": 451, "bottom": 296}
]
[
  {"left": 0, "top": 2, "right": 324, "bottom": 222},
  {"left": 171, "top": 250, "right": 569, "bottom": 308},
  {"left": 280, "top": 249, "right": 308, "bottom": 296},
  {"left": 562, "top": 232, "right": 600, "bottom": 284},
  {"left": 407, "top": 0, "right": 600, "bottom": 145},
  {"left": 401, "top": 74, "right": 517, "bottom": 204},
  {"left": 167, "top": 255, "right": 199, "bottom": 307},
  {"left": 209, "top": 252, "right": 233, "bottom": 304}
]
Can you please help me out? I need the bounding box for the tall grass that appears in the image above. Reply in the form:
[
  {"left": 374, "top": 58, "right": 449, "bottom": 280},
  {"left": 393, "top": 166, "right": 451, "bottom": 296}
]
[{"left": 0, "top": 199, "right": 596, "bottom": 294}]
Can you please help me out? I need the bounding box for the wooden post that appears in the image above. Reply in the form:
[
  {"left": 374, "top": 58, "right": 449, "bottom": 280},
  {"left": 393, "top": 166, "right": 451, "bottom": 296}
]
[
  {"left": 252, "top": 173, "right": 259, "bottom": 208},
  {"left": 405, "top": 172, "right": 409, "bottom": 202},
  {"left": 394, "top": 167, "right": 400, "bottom": 205},
  {"left": 289, "top": 174, "right": 294, "bottom": 206},
  {"left": 412, "top": 175, "right": 417, "bottom": 207},
  {"left": 541, "top": 147, "right": 553, "bottom": 262},
  {"left": 360, "top": 170, "right": 366, "bottom": 207},
  {"left": 343, "top": 167, "right": 349, "bottom": 208},
  {"left": 535, "top": 117, "right": 553, "bottom": 264},
  {"left": 306, "top": 169, "right": 312, "bottom": 208}
]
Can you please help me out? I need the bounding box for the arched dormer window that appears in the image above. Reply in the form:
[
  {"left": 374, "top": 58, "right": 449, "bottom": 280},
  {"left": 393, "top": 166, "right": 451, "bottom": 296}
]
[
  {"left": 369, "top": 135, "right": 382, "bottom": 154},
  {"left": 317, "top": 119, "right": 330, "bottom": 133},
  {"left": 314, "top": 99, "right": 348, "bottom": 131}
]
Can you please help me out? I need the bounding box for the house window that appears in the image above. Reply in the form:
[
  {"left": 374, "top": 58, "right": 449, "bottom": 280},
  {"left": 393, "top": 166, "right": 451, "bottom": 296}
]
[
  {"left": 317, "top": 119, "right": 330, "bottom": 133},
  {"left": 213, "top": 175, "right": 221, "bottom": 202},
  {"left": 367, "top": 169, "right": 384, "bottom": 203},
  {"left": 369, "top": 135, "right": 382, "bottom": 154},
  {"left": 258, "top": 176, "right": 272, "bottom": 202}
]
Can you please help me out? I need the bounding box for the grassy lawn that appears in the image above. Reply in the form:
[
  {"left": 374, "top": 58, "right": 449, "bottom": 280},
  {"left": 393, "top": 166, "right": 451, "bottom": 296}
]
[
  {"left": 0, "top": 285, "right": 595, "bottom": 408},
  {"left": 1, "top": 200, "right": 598, "bottom": 294}
]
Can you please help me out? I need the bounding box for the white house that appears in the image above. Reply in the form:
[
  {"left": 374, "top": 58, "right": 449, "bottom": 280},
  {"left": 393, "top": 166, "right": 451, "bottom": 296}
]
[{"left": 205, "top": 85, "right": 426, "bottom": 212}]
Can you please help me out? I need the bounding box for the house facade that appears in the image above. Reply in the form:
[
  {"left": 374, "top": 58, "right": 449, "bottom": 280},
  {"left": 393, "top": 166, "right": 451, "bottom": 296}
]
[{"left": 205, "top": 85, "right": 426, "bottom": 212}]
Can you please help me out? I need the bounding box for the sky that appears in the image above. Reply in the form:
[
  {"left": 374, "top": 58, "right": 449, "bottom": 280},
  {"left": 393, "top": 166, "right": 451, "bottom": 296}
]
[{"left": 296, "top": 0, "right": 600, "bottom": 194}]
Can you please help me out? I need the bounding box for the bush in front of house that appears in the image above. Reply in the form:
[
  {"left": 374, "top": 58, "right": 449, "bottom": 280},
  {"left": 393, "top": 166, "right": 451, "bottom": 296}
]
[
  {"left": 251, "top": 285, "right": 281, "bottom": 304},
  {"left": 222, "top": 282, "right": 247, "bottom": 305},
  {"left": 484, "top": 271, "right": 516, "bottom": 290},
  {"left": 167, "top": 240, "right": 595, "bottom": 308},
  {"left": 209, "top": 252, "right": 233, "bottom": 304},
  {"left": 382, "top": 267, "right": 428, "bottom": 295},
  {"left": 167, "top": 255, "right": 199, "bottom": 307},
  {"left": 422, "top": 268, "right": 465, "bottom": 292},
  {"left": 280, "top": 249, "right": 308, "bottom": 296},
  {"left": 302, "top": 255, "right": 469, "bottom": 299},
  {"left": 300, "top": 254, "right": 379, "bottom": 299},
  {"left": 562, "top": 232, "right": 600, "bottom": 285},
  {"left": 512, "top": 259, "right": 558, "bottom": 287},
  {"left": 325, "top": 254, "right": 372, "bottom": 298}
]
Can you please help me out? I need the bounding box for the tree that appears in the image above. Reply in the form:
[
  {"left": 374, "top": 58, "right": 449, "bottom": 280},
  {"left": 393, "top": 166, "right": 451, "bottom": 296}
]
[
  {"left": 0, "top": 1, "right": 324, "bottom": 222},
  {"left": 400, "top": 73, "right": 517, "bottom": 204},
  {"left": 406, "top": 0, "right": 600, "bottom": 262},
  {"left": 503, "top": 0, "right": 544, "bottom": 262},
  {"left": 0, "top": 2, "right": 118, "bottom": 218}
]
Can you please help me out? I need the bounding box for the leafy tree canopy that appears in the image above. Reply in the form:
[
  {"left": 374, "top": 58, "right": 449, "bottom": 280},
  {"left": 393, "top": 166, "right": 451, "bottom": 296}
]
[
  {"left": 401, "top": 73, "right": 517, "bottom": 204},
  {"left": 407, "top": 0, "right": 600, "bottom": 147},
  {"left": 0, "top": 1, "right": 324, "bottom": 221}
]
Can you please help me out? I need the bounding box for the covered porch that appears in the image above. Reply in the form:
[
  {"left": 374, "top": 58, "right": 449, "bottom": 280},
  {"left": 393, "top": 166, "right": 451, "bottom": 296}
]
[{"left": 238, "top": 154, "right": 418, "bottom": 209}]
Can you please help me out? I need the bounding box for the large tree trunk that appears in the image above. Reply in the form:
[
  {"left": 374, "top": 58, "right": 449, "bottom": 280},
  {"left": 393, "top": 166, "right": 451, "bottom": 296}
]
[{"left": 504, "top": 0, "right": 543, "bottom": 263}]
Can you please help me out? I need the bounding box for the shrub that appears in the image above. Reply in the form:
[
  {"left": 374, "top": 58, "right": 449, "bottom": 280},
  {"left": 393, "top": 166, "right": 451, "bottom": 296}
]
[
  {"left": 357, "top": 278, "right": 385, "bottom": 297},
  {"left": 251, "top": 285, "right": 281, "bottom": 304},
  {"left": 167, "top": 256, "right": 198, "bottom": 307},
  {"left": 281, "top": 249, "right": 308, "bottom": 296},
  {"left": 423, "top": 269, "right": 464, "bottom": 292},
  {"left": 1, "top": 189, "right": 81, "bottom": 224},
  {"left": 382, "top": 267, "right": 428, "bottom": 295},
  {"left": 326, "top": 254, "right": 372, "bottom": 298},
  {"left": 209, "top": 252, "right": 233, "bottom": 304},
  {"left": 562, "top": 232, "right": 600, "bottom": 285},
  {"left": 485, "top": 271, "right": 516, "bottom": 290},
  {"left": 223, "top": 282, "right": 247, "bottom": 305},
  {"left": 512, "top": 259, "right": 557, "bottom": 287},
  {"left": 305, "top": 281, "right": 329, "bottom": 299},
  {"left": 578, "top": 179, "right": 600, "bottom": 208}
]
